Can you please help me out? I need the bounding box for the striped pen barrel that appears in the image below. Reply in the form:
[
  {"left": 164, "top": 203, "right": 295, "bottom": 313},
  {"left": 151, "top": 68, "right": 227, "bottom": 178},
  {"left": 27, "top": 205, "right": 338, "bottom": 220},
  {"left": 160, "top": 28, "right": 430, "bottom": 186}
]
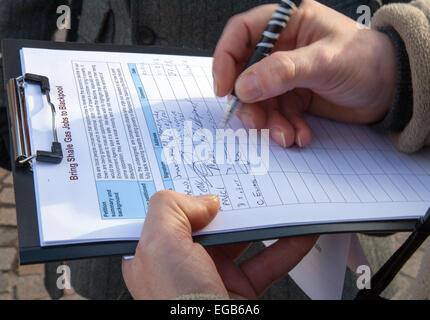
[
  {"left": 253, "top": 0, "right": 302, "bottom": 59},
  {"left": 220, "top": 0, "right": 302, "bottom": 127}
]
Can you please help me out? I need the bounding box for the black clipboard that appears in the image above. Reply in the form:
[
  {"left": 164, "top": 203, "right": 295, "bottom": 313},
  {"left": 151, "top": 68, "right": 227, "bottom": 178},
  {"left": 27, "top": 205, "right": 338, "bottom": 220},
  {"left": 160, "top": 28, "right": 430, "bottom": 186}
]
[{"left": 2, "top": 39, "right": 419, "bottom": 265}]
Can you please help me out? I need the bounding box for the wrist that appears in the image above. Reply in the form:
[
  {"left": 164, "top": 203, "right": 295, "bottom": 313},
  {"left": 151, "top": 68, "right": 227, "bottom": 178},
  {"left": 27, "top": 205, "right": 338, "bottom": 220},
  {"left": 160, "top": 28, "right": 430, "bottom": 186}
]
[
  {"left": 374, "top": 27, "right": 413, "bottom": 131},
  {"left": 373, "top": 29, "right": 398, "bottom": 121}
]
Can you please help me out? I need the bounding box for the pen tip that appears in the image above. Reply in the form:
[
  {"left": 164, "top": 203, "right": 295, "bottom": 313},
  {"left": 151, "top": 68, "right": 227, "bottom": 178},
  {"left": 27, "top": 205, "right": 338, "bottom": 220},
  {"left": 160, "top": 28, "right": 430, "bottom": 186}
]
[{"left": 220, "top": 96, "right": 240, "bottom": 128}]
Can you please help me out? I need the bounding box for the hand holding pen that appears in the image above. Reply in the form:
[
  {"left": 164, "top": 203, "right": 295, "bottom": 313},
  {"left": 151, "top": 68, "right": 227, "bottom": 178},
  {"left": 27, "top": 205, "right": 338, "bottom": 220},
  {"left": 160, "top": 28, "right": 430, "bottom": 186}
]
[
  {"left": 213, "top": 0, "right": 397, "bottom": 149},
  {"left": 220, "top": 0, "right": 301, "bottom": 128}
]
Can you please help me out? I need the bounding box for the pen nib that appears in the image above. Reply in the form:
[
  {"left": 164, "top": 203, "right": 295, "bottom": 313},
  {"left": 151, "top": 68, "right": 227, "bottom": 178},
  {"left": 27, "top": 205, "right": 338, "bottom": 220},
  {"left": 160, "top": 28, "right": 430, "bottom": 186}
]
[
  {"left": 219, "top": 96, "right": 241, "bottom": 128},
  {"left": 219, "top": 116, "right": 229, "bottom": 128}
]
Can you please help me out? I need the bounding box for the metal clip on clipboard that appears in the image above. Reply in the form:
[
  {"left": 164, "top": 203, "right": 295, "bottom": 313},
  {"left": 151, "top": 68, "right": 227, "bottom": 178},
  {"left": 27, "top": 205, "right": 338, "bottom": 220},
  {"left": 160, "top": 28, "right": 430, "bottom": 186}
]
[{"left": 6, "top": 73, "right": 63, "bottom": 168}]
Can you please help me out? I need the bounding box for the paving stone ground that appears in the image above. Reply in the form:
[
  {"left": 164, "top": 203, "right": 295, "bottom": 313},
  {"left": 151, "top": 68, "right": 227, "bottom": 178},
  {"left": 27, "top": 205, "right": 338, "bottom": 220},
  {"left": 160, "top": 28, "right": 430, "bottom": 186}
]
[
  {"left": 0, "top": 166, "right": 429, "bottom": 300},
  {"left": 0, "top": 167, "right": 84, "bottom": 300}
]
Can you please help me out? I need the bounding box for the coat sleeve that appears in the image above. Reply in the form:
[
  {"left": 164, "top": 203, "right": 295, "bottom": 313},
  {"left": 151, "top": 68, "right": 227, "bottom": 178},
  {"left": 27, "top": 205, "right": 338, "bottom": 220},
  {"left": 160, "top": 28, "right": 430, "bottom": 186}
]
[{"left": 372, "top": 0, "right": 430, "bottom": 153}]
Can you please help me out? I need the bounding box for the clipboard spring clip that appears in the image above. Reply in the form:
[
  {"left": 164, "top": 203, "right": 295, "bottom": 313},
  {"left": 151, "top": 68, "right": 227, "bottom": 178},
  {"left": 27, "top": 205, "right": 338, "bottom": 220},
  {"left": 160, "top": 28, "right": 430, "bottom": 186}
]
[{"left": 7, "top": 73, "right": 63, "bottom": 168}]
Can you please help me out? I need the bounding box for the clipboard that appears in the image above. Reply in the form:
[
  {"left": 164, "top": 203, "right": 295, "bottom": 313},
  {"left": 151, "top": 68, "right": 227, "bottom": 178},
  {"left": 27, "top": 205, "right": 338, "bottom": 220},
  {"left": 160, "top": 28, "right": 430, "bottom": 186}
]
[{"left": 2, "top": 39, "right": 419, "bottom": 265}]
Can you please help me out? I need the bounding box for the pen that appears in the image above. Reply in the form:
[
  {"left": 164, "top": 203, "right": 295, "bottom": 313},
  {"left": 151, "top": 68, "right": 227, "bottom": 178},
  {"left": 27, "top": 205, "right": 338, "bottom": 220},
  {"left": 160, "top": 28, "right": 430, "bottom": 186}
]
[{"left": 220, "top": 0, "right": 302, "bottom": 127}]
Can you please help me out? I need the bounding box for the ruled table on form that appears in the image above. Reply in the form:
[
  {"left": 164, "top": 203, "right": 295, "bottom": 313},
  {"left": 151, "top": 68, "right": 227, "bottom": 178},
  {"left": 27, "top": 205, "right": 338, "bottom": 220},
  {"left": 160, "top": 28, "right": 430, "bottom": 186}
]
[
  {"left": 21, "top": 47, "right": 429, "bottom": 245},
  {"left": 130, "top": 58, "right": 430, "bottom": 213}
]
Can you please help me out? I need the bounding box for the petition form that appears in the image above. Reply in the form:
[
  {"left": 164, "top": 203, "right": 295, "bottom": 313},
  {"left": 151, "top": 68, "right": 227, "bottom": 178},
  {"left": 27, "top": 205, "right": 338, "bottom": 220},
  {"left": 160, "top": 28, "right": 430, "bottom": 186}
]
[{"left": 21, "top": 48, "right": 430, "bottom": 246}]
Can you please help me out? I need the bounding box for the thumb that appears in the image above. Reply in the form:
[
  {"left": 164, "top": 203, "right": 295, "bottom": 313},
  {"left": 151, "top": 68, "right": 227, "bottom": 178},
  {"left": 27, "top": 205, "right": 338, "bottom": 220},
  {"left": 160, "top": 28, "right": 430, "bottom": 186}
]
[
  {"left": 145, "top": 191, "right": 220, "bottom": 235},
  {"left": 235, "top": 44, "right": 325, "bottom": 103}
]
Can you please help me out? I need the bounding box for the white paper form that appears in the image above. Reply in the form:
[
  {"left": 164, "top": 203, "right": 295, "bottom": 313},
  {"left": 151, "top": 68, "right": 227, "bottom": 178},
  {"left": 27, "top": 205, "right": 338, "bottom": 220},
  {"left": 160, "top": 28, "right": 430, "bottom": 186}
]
[
  {"left": 264, "top": 234, "right": 370, "bottom": 300},
  {"left": 21, "top": 48, "right": 430, "bottom": 246},
  {"left": 289, "top": 234, "right": 351, "bottom": 300}
]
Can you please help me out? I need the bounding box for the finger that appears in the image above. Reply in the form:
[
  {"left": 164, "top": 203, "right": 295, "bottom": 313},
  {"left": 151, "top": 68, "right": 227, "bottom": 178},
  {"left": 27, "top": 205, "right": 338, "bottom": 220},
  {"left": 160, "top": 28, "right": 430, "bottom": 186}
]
[
  {"left": 239, "top": 235, "right": 318, "bottom": 296},
  {"left": 236, "top": 103, "right": 267, "bottom": 129},
  {"left": 210, "top": 242, "right": 251, "bottom": 261},
  {"left": 145, "top": 191, "right": 220, "bottom": 236},
  {"left": 207, "top": 246, "right": 259, "bottom": 299},
  {"left": 279, "top": 90, "right": 313, "bottom": 147},
  {"left": 235, "top": 44, "right": 328, "bottom": 103},
  {"left": 236, "top": 100, "right": 301, "bottom": 149},
  {"left": 212, "top": 4, "right": 278, "bottom": 97},
  {"left": 287, "top": 113, "right": 313, "bottom": 148},
  {"left": 266, "top": 109, "right": 295, "bottom": 148}
]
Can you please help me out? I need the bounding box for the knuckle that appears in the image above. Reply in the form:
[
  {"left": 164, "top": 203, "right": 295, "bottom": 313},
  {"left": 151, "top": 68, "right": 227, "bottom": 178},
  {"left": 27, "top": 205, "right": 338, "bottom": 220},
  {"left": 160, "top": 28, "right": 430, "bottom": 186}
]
[
  {"left": 267, "top": 52, "right": 296, "bottom": 89},
  {"left": 300, "top": 3, "right": 317, "bottom": 23},
  {"left": 149, "top": 190, "right": 176, "bottom": 205},
  {"left": 315, "top": 47, "right": 334, "bottom": 67},
  {"left": 225, "top": 13, "right": 243, "bottom": 30}
]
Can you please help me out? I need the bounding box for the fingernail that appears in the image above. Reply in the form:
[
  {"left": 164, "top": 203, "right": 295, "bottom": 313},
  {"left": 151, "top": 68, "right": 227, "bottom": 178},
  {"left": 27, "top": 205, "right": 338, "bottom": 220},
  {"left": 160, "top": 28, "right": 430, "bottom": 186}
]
[
  {"left": 297, "top": 135, "right": 302, "bottom": 148},
  {"left": 239, "top": 111, "right": 255, "bottom": 129},
  {"left": 271, "top": 127, "right": 287, "bottom": 148},
  {"left": 236, "top": 72, "right": 262, "bottom": 101},
  {"left": 196, "top": 194, "right": 219, "bottom": 202},
  {"left": 213, "top": 73, "right": 218, "bottom": 96}
]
